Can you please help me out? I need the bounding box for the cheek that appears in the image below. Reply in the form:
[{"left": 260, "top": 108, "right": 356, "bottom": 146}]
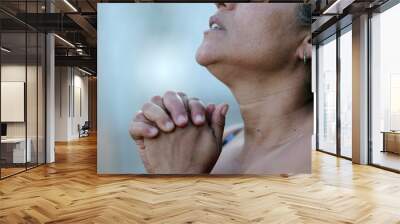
[
  {"left": 227, "top": 22, "right": 274, "bottom": 66},
  {"left": 228, "top": 13, "right": 295, "bottom": 69}
]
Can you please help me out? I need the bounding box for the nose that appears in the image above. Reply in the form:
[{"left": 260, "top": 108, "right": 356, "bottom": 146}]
[{"left": 214, "top": 3, "right": 236, "bottom": 11}]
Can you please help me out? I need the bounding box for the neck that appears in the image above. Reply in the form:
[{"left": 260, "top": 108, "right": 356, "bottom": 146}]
[{"left": 228, "top": 64, "right": 313, "bottom": 153}]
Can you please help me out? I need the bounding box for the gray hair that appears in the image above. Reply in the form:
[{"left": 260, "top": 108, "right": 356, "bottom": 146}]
[{"left": 297, "top": 4, "right": 312, "bottom": 27}]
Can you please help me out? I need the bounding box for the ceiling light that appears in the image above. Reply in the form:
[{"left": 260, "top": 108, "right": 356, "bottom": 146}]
[
  {"left": 323, "top": 0, "right": 354, "bottom": 15},
  {"left": 78, "top": 67, "right": 93, "bottom": 76},
  {"left": 54, "top": 34, "right": 75, "bottom": 48},
  {"left": 63, "top": 0, "right": 78, "bottom": 12},
  {"left": 1, "top": 47, "right": 11, "bottom": 53}
]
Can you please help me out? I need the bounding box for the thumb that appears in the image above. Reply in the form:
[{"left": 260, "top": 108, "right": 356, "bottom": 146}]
[{"left": 211, "top": 103, "right": 229, "bottom": 148}]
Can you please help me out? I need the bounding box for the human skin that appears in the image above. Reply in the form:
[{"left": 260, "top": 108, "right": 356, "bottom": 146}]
[
  {"left": 129, "top": 3, "right": 313, "bottom": 174},
  {"left": 130, "top": 92, "right": 228, "bottom": 174}
]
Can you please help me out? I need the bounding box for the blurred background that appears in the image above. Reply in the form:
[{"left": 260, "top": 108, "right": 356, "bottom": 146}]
[{"left": 97, "top": 4, "right": 242, "bottom": 174}]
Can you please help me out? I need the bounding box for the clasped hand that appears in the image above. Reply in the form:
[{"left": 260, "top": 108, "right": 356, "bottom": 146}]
[{"left": 129, "top": 91, "right": 229, "bottom": 174}]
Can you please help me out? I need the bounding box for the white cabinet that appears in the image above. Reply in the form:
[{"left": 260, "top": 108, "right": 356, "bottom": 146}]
[{"left": 1, "top": 138, "right": 31, "bottom": 163}]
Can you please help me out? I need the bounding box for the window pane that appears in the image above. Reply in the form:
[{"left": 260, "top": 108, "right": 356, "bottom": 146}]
[
  {"left": 318, "top": 37, "right": 337, "bottom": 154},
  {"left": 1, "top": 31, "right": 28, "bottom": 178},
  {"left": 371, "top": 3, "right": 400, "bottom": 171},
  {"left": 340, "top": 29, "right": 352, "bottom": 158},
  {"left": 26, "top": 31, "right": 38, "bottom": 169}
]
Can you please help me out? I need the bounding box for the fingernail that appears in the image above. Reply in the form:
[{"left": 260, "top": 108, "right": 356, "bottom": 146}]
[
  {"left": 194, "top": 114, "right": 205, "bottom": 124},
  {"left": 209, "top": 104, "right": 215, "bottom": 110},
  {"left": 221, "top": 104, "right": 229, "bottom": 116},
  {"left": 207, "top": 104, "right": 215, "bottom": 113},
  {"left": 164, "top": 121, "right": 174, "bottom": 130},
  {"left": 176, "top": 115, "right": 187, "bottom": 125},
  {"left": 148, "top": 127, "right": 158, "bottom": 136}
]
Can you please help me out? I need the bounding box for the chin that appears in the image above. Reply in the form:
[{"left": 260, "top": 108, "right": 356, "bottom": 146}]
[
  {"left": 195, "top": 42, "right": 232, "bottom": 85},
  {"left": 195, "top": 46, "right": 211, "bottom": 66},
  {"left": 195, "top": 40, "right": 222, "bottom": 67}
]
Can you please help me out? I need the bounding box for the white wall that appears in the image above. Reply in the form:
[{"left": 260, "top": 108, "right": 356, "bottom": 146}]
[
  {"left": 55, "top": 67, "right": 89, "bottom": 141},
  {"left": 72, "top": 73, "right": 89, "bottom": 138},
  {"left": 55, "top": 67, "right": 69, "bottom": 141}
]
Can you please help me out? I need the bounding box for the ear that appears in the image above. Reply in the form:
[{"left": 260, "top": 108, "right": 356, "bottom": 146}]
[{"left": 296, "top": 34, "right": 312, "bottom": 62}]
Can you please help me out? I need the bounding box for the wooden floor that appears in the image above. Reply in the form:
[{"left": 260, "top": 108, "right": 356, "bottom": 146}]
[
  {"left": 1, "top": 167, "right": 26, "bottom": 178},
  {"left": 1, "top": 135, "right": 400, "bottom": 223},
  {"left": 1, "top": 163, "right": 45, "bottom": 178}
]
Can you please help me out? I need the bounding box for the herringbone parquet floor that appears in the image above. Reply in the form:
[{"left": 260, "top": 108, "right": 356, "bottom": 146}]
[{"left": 1, "top": 134, "right": 400, "bottom": 224}]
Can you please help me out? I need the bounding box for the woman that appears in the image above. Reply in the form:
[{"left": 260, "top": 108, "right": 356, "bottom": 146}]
[{"left": 129, "top": 3, "right": 313, "bottom": 174}]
